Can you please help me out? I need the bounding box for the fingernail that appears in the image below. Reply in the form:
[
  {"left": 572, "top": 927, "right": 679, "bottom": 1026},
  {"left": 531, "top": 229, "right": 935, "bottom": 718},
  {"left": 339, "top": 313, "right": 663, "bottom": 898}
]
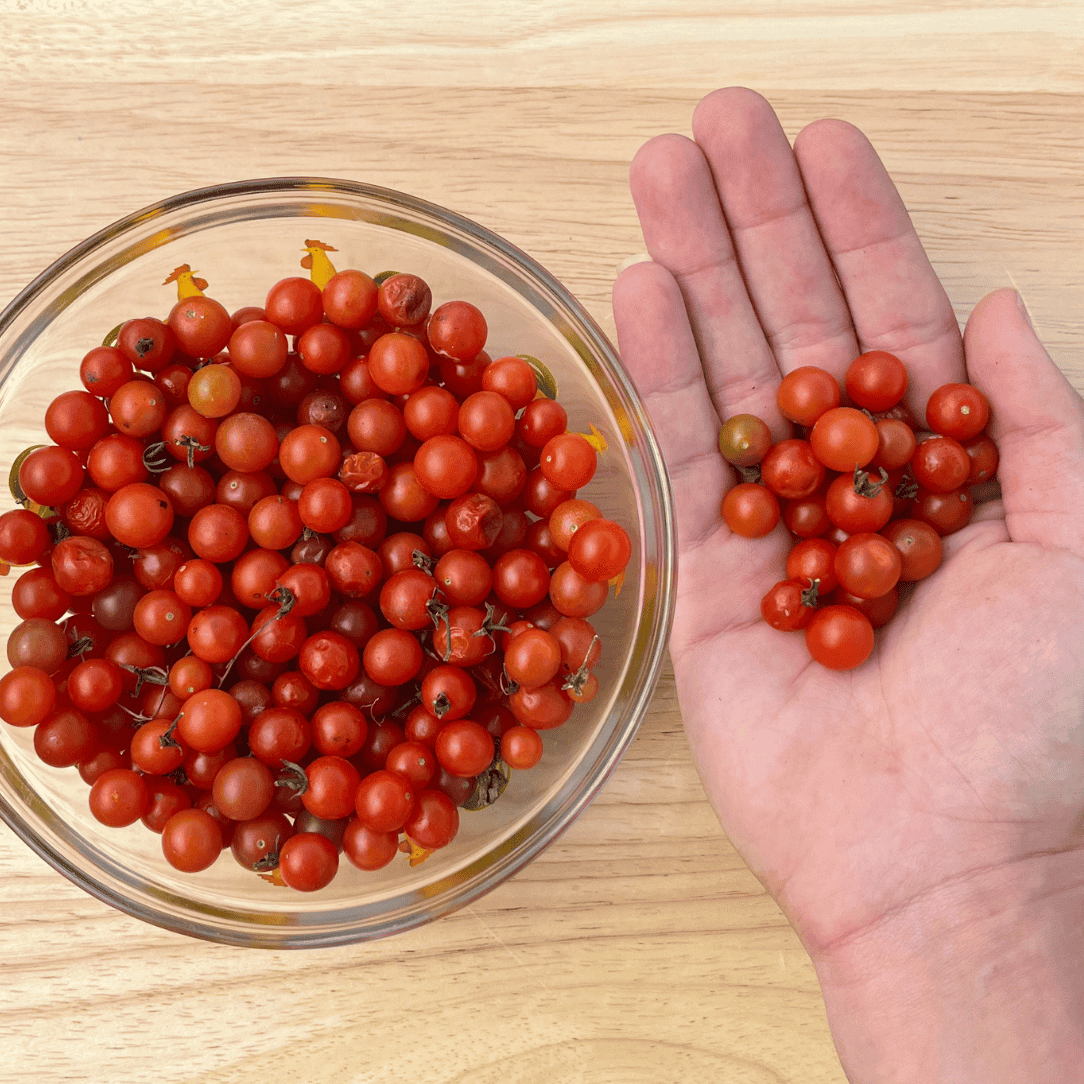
[
  {"left": 1015, "top": 290, "right": 1035, "bottom": 329},
  {"left": 615, "top": 252, "right": 653, "bottom": 276}
]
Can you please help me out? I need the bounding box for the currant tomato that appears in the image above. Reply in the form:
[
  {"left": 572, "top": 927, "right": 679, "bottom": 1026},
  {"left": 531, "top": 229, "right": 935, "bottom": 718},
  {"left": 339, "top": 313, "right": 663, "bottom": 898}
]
[{"left": 804, "top": 605, "right": 875, "bottom": 671}]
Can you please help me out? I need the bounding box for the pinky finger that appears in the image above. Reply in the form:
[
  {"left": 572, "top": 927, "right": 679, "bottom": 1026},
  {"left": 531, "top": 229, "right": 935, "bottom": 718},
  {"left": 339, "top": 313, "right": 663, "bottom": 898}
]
[{"left": 612, "top": 260, "right": 729, "bottom": 551}]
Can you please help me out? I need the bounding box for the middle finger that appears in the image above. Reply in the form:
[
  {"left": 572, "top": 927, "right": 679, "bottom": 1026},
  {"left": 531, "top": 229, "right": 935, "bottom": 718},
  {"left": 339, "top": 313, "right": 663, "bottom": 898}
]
[{"left": 691, "top": 87, "right": 862, "bottom": 381}]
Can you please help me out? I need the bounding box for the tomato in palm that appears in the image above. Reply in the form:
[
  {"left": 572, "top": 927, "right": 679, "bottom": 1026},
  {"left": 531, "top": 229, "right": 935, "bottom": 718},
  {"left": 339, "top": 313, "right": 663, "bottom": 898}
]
[
  {"left": 925, "top": 382, "right": 990, "bottom": 441},
  {"left": 824, "top": 469, "right": 893, "bottom": 533},
  {"left": 785, "top": 537, "right": 839, "bottom": 594},
  {"left": 830, "top": 585, "right": 899, "bottom": 630},
  {"left": 804, "top": 605, "right": 875, "bottom": 671},
  {"left": 809, "top": 407, "right": 879, "bottom": 471},
  {"left": 870, "top": 417, "right": 917, "bottom": 472},
  {"left": 782, "top": 493, "right": 831, "bottom": 538},
  {"left": 718, "top": 413, "right": 772, "bottom": 466},
  {"left": 760, "top": 580, "right": 815, "bottom": 631},
  {"left": 963, "top": 434, "right": 999, "bottom": 485},
  {"left": 722, "top": 483, "right": 779, "bottom": 538},
  {"left": 880, "top": 518, "right": 944, "bottom": 581},
  {"left": 910, "top": 435, "right": 970, "bottom": 493},
  {"left": 776, "top": 367, "right": 841, "bottom": 426},
  {"left": 844, "top": 351, "right": 907, "bottom": 412},
  {"left": 911, "top": 486, "right": 973, "bottom": 535},
  {"left": 833, "top": 532, "right": 902, "bottom": 600}
]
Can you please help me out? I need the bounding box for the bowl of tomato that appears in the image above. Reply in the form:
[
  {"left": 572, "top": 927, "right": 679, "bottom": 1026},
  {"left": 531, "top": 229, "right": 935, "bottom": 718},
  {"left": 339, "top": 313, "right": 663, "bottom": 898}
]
[{"left": 0, "top": 178, "right": 674, "bottom": 945}]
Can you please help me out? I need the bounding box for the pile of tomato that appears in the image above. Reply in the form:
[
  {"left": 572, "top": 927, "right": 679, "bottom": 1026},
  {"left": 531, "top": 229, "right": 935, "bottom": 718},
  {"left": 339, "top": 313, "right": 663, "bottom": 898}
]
[
  {"left": 0, "top": 259, "right": 631, "bottom": 892},
  {"left": 717, "top": 350, "right": 997, "bottom": 671}
]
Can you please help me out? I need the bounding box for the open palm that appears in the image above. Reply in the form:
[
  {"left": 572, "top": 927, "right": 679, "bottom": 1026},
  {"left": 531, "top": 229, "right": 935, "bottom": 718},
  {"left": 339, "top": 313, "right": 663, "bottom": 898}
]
[{"left": 612, "top": 88, "right": 1084, "bottom": 963}]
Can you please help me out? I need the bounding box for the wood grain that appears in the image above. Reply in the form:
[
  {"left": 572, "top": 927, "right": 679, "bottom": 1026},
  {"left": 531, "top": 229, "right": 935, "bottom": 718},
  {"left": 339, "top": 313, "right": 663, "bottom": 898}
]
[{"left": 0, "top": 2, "right": 1081, "bottom": 1081}]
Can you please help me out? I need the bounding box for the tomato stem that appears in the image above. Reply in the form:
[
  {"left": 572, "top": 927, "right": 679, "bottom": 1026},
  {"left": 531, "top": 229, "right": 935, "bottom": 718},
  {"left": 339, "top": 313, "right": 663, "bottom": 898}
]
[
  {"left": 119, "top": 664, "right": 169, "bottom": 697},
  {"left": 141, "top": 441, "right": 170, "bottom": 473},
  {"left": 561, "top": 634, "right": 600, "bottom": 696},
  {"left": 158, "top": 711, "right": 183, "bottom": 750},
  {"left": 852, "top": 465, "right": 889, "bottom": 497},
  {"left": 895, "top": 471, "right": 919, "bottom": 501},
  {"left": 216, "top": 584, "right": 297, "bottom": 687},
  {"left": 275, "top": 760, "right": 309, "bottom": 796},
  {"left": 67, "top": 636, "right": 94, "bottom": 659},
  {"left": 464, "top": 755, "right": 510, "bottom": 810},
  {"left": 176, "top": 434, "right": 212, "bottom": 469},
  {"left": 800, "top": 578, "right": 822, "bottom": 608}
]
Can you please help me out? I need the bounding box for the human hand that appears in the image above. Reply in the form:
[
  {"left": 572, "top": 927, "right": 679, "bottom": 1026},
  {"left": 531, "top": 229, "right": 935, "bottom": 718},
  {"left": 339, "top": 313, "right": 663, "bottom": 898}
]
[{"left": 612, "top": 88, "right": 1084, "bottom": 1079}]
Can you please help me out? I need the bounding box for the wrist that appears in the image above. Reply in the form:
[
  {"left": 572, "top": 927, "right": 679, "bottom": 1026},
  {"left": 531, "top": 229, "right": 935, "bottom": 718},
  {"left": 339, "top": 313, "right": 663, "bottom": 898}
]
[{"left": 809, "top": 848, "right": 1084, "bottom": 1083}]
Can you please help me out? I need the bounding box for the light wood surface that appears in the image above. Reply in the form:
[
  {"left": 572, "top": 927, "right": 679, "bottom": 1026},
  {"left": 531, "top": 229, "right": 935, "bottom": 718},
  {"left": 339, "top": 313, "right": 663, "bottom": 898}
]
[{"left": 1, "top": 4, "right": 1082, "bottom": 1082}]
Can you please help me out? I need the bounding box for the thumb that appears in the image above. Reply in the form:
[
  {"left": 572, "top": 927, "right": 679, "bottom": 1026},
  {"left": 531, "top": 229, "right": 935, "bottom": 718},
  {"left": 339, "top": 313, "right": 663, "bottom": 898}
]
[{"left": 963, "top": 287, "right": 1084, "bottom": 551}]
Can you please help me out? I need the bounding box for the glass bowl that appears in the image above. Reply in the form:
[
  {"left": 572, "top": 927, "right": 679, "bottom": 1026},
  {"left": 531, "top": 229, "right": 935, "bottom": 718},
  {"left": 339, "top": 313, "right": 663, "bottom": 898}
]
[{"left": 0, "top": 178, "right": 674, "bottom": 947}]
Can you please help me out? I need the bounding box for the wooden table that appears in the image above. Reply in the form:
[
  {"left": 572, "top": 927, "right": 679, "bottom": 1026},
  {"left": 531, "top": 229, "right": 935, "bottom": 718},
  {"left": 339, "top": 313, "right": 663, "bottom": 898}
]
[{"left": 1, "top": 4, "right": 1081, "bottom": 1081}]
